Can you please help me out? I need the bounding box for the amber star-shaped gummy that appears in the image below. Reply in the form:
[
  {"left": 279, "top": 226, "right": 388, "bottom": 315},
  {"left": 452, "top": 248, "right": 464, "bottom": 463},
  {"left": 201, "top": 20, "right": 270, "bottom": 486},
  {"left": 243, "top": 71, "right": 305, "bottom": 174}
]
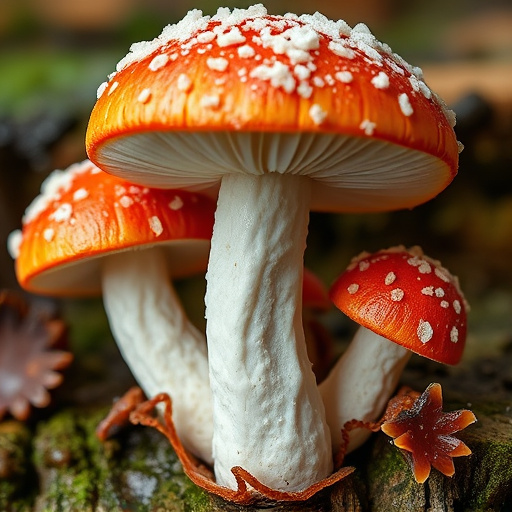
[
  {"left": 381, "top": 382, "right": 476, "bottom": 483},
  {"left": 0, "top": 291, "right": 72, "bottom": 421}
]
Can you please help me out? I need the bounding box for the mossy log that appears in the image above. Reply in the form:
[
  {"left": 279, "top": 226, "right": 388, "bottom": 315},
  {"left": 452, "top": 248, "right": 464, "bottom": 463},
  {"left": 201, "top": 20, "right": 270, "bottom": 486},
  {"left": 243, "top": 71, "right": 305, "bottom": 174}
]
[{"left": 0, "top": 394, "right": 510, "bottom": 511}]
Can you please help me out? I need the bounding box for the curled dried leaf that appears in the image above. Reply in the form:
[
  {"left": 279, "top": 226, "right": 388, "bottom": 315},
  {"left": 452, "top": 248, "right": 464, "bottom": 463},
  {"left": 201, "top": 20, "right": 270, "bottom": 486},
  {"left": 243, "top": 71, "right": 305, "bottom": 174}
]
[
  {"left": 128, "top": 392, "right": 355, "bottom": 505},
  {"left": 96, "top": 386, "right": 145, "bottom": 441}
]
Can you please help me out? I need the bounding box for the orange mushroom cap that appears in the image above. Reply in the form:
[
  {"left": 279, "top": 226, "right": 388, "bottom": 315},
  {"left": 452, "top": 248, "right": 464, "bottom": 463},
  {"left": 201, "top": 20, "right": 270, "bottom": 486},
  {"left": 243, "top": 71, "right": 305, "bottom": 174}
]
[
  {"left": 329, "top": 246, "right": 468, "bottom": 365},
  {"left": 11, "top": 160, "right": 215, "bottom": 296},
  {"left": 86, "top": 5, "right": 460, "bottom": 213}
]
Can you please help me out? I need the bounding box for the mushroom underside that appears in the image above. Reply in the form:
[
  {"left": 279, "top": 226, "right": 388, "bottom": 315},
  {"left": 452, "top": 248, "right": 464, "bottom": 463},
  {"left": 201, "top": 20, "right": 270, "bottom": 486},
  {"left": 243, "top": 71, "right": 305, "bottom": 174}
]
[{"left": 95, "top": 130, "right": 451, "bottom": 212}]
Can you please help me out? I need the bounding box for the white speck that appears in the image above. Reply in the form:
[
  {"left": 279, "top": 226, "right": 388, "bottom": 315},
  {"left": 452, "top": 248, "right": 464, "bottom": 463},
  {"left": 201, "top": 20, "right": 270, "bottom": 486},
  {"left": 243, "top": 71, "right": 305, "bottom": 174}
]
[
  {"left": 450, "top": 326, "right": 459, "bottom": 343},
  {"left": 73, "top": 188, "right": 88, "bottom": 201},
  {"left": 421, "top": 286, "right": 434, "bottom": 296},
  {"left": 216, "top": 26, "right": 246, "bottom": 47},
  {"left": 258, "top": 25, "right": 319, "bottom": 64},
  {"left": 385, "top": 272, "right": 396, "bottom": 285},
  {"left": 237, "top": 68, "right": 247, "bottom": 76},
  {"left": 453, "top": 300, "right": 462, "bottom": 314},
  {"left": 409, "top": 75, "right": 431, "bottom": 99},
  {"left": 435, "top": 267, "right": 451, "bottom": 283},
  {"left": 348, "top": 283, "right": 359, "bottom": 294},
  {"left": 398, "top": 93, "right": 413, "bottom": 116},
  {"left": 297, "top": 81, "right": 313, "bottom": 98},
  {"left": 149, "top": 216, "right": 163, "bottom": 236},
  {"left": 309, "top": 104, "right": 327, "bottom": 125},
  {"left": 207, "top": 57, "right": 229, "bottom": 72},
  {"left": 169, "top": 196, "right": 184, "bottom": 210},
  {"left": 237, "top": 45, "right": 255, "bottom": 58},
  {"left": 119, "top": 196, "right": 134, "bottom": 208},
  {"left": 335, "top": 71, "right": 353, "bottom": 83},
  {"left": 293, "top": 64, "right": 311, "bottom": 80},
  {"left": 312, "top": 76, "right": 325, "bottom": 88},
  {"left": 250, "top": 61, "right": 295, "bottom": 94},
  {"left": 7, "top": 230, "right": 22, "bottom": 259},
  {"left": 371, "top": 71, "right": 389, "bottom": 89},
  {"left": 108, "top": 81, "right": 119, "bottom": 95},
  {"left": 359, "top": 260, "right": 370, "bottom": 271},
  {"left": 324, "top": 74, "right": 335, "bottom": 86},
  {"left": 391, "top": 288, "right": 404, "bottom": 301},
  {"left": 197, "top": 31, "right": 215, "bottom": 43},
  {"left": 417, "top": 319, "right": 434, "bottom": 343},
  {"left": 200, "top": 94, "right": 220, "bottom": 108},
  {"left": 129, "top": 186, "right": 141, "bottom": 194},
  {"left": 440, "top": 300, "right": 449, "bottom": 308},
  {"left": 360, "top": 119, "right": 376, "bottom": 136},
  {"left": 96, "top": 81, "right": 108, "bottom": 99},
  {"left": 115, "top": 185, "right": 127, "bottom": 196},
  {"left": 148, "top": 53, "right": 169, "bottom": 71},
  {"left": 49, "top": 203, "right": 72, "bottom": 222},
  {"left": 43, "top": 228, "right": 55, "bottom": 242},
  {"left": 435, "top": 287, "right": 445, "bottom": 297},
  {"left": 214, "top": 77, "right": 226, "bottom": 85},
  {"left": 177, "top": 74, "right": 192, "bottom": 92},
  {"left": 137, "top": 88, "right": 152, "bottom": 103},
  {"left": 407, "top": 256, "right": 420, "bottom": 267},
  {"left": 418, "top": 261, "right": 432, "bottom": 274},
  {"left": 328, "top": 41, "right": 355, "bottom": 59}
]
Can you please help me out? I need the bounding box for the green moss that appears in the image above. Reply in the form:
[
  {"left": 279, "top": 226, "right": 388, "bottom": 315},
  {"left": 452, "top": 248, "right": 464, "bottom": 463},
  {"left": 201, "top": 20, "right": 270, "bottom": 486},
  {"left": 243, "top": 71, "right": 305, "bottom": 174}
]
[
  {"left": 0, "top": 421, "right": 36, "bottom": 510},
  {"left": 33, "top": 409, "right": 97, "bottom": 512},
  {"left": 458, "top": 413, "right": 512, "bottom": 510}
]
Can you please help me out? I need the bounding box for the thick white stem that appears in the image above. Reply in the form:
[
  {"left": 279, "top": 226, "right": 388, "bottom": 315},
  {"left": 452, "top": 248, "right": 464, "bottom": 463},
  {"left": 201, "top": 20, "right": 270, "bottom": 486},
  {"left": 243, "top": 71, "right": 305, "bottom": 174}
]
[
  {"left": 320, "top": 327, "right": 411, "bottom": 452},
  {"left": 205, "top": 173, "right": 332, "bottom": 491},
  {"left": 101, "top": 248, "right": 213, "bottom": 464}
]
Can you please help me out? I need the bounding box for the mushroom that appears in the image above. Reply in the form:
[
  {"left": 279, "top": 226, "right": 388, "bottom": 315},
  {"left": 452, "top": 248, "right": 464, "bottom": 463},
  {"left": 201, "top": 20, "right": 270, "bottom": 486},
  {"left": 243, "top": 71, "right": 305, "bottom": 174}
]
[
  {"left": 85, "top": 5, "right": 460, "bottom": 491},
  {"left": 9, "top": 160, "right": 215, "bottom": 463},
  {"left": 302, "top": 268, "right": 335, "bottom": 382},
  {"left": 319, "top": 246, "right": 468, "bottom": 453}
]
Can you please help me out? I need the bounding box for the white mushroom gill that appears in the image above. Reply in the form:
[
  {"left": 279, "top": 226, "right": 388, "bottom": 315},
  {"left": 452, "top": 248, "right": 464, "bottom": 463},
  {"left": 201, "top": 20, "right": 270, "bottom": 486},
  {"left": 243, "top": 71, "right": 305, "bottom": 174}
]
[
  {"left": 102, "top": 248, "right": 213, "bottom": 464},
  {"left": 205, "top": 173, "right": 332, "bottom": 491}
]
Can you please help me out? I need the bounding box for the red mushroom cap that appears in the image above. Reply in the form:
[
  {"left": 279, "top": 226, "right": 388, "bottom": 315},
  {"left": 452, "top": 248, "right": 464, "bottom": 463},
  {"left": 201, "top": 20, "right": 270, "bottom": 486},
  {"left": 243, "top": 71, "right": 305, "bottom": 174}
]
[
  {"left": 12, "top": 160, "right": 215, "bottom": 296},
  {"left": 329, "top": 246, "right": 468, "bottom": 365},
  {"left": 302, "top": 268, "right": 330, "bottom": 312},
  {"left": 86, "top": 6, "right": 459, "bottom": 213}
]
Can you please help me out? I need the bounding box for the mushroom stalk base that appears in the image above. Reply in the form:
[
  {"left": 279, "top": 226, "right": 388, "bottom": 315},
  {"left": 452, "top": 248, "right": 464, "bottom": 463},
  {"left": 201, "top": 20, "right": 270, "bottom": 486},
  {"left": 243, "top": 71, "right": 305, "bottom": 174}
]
[
  {"left": 101, "top": 248, "right": 213, "bottom": 463},
  {"left": 205, "top": 173, "right": 332, "bottom": 492},
  {"left": 320, "top": 327, "right": 411, "bottom": 453}
]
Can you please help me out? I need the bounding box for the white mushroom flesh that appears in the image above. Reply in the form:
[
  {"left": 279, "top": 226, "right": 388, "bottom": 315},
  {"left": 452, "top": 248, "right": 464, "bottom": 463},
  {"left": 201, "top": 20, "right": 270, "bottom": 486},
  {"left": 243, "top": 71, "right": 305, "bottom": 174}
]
[
  {"left": 205, "top": 172, "right": 332, "bottom": 490},
  {"left": 102, "top": 248, "right": 213, "bottom": 464},
  {"left": 320, "top": 327, "right": 410, "bottom": 452}
]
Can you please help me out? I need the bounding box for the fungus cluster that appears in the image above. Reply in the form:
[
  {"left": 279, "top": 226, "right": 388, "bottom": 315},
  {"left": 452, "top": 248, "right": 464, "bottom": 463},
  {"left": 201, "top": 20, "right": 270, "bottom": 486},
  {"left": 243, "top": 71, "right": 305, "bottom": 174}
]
[{"left": 7, "top": 3, "right": 476, "bottom": 503}]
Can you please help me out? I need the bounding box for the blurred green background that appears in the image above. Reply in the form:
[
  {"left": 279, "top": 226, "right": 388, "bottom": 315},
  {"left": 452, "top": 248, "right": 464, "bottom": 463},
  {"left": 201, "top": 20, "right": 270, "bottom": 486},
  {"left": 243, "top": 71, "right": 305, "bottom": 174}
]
[{"left": 1, "top": 0, "right": 512, "bottom": 388}]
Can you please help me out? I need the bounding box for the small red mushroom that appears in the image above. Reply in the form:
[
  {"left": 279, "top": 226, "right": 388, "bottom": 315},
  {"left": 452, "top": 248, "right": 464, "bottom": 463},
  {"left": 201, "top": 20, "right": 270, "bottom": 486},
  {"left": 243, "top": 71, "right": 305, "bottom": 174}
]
[
  {"left": 381, "top": 382, "right": 476, "bottom": 483},
  {"left": 320, "top": 246, "right": 469, "bottom": 453},
  {"left": 302, "top": 268, "right": 335, "bottom": 382}
]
